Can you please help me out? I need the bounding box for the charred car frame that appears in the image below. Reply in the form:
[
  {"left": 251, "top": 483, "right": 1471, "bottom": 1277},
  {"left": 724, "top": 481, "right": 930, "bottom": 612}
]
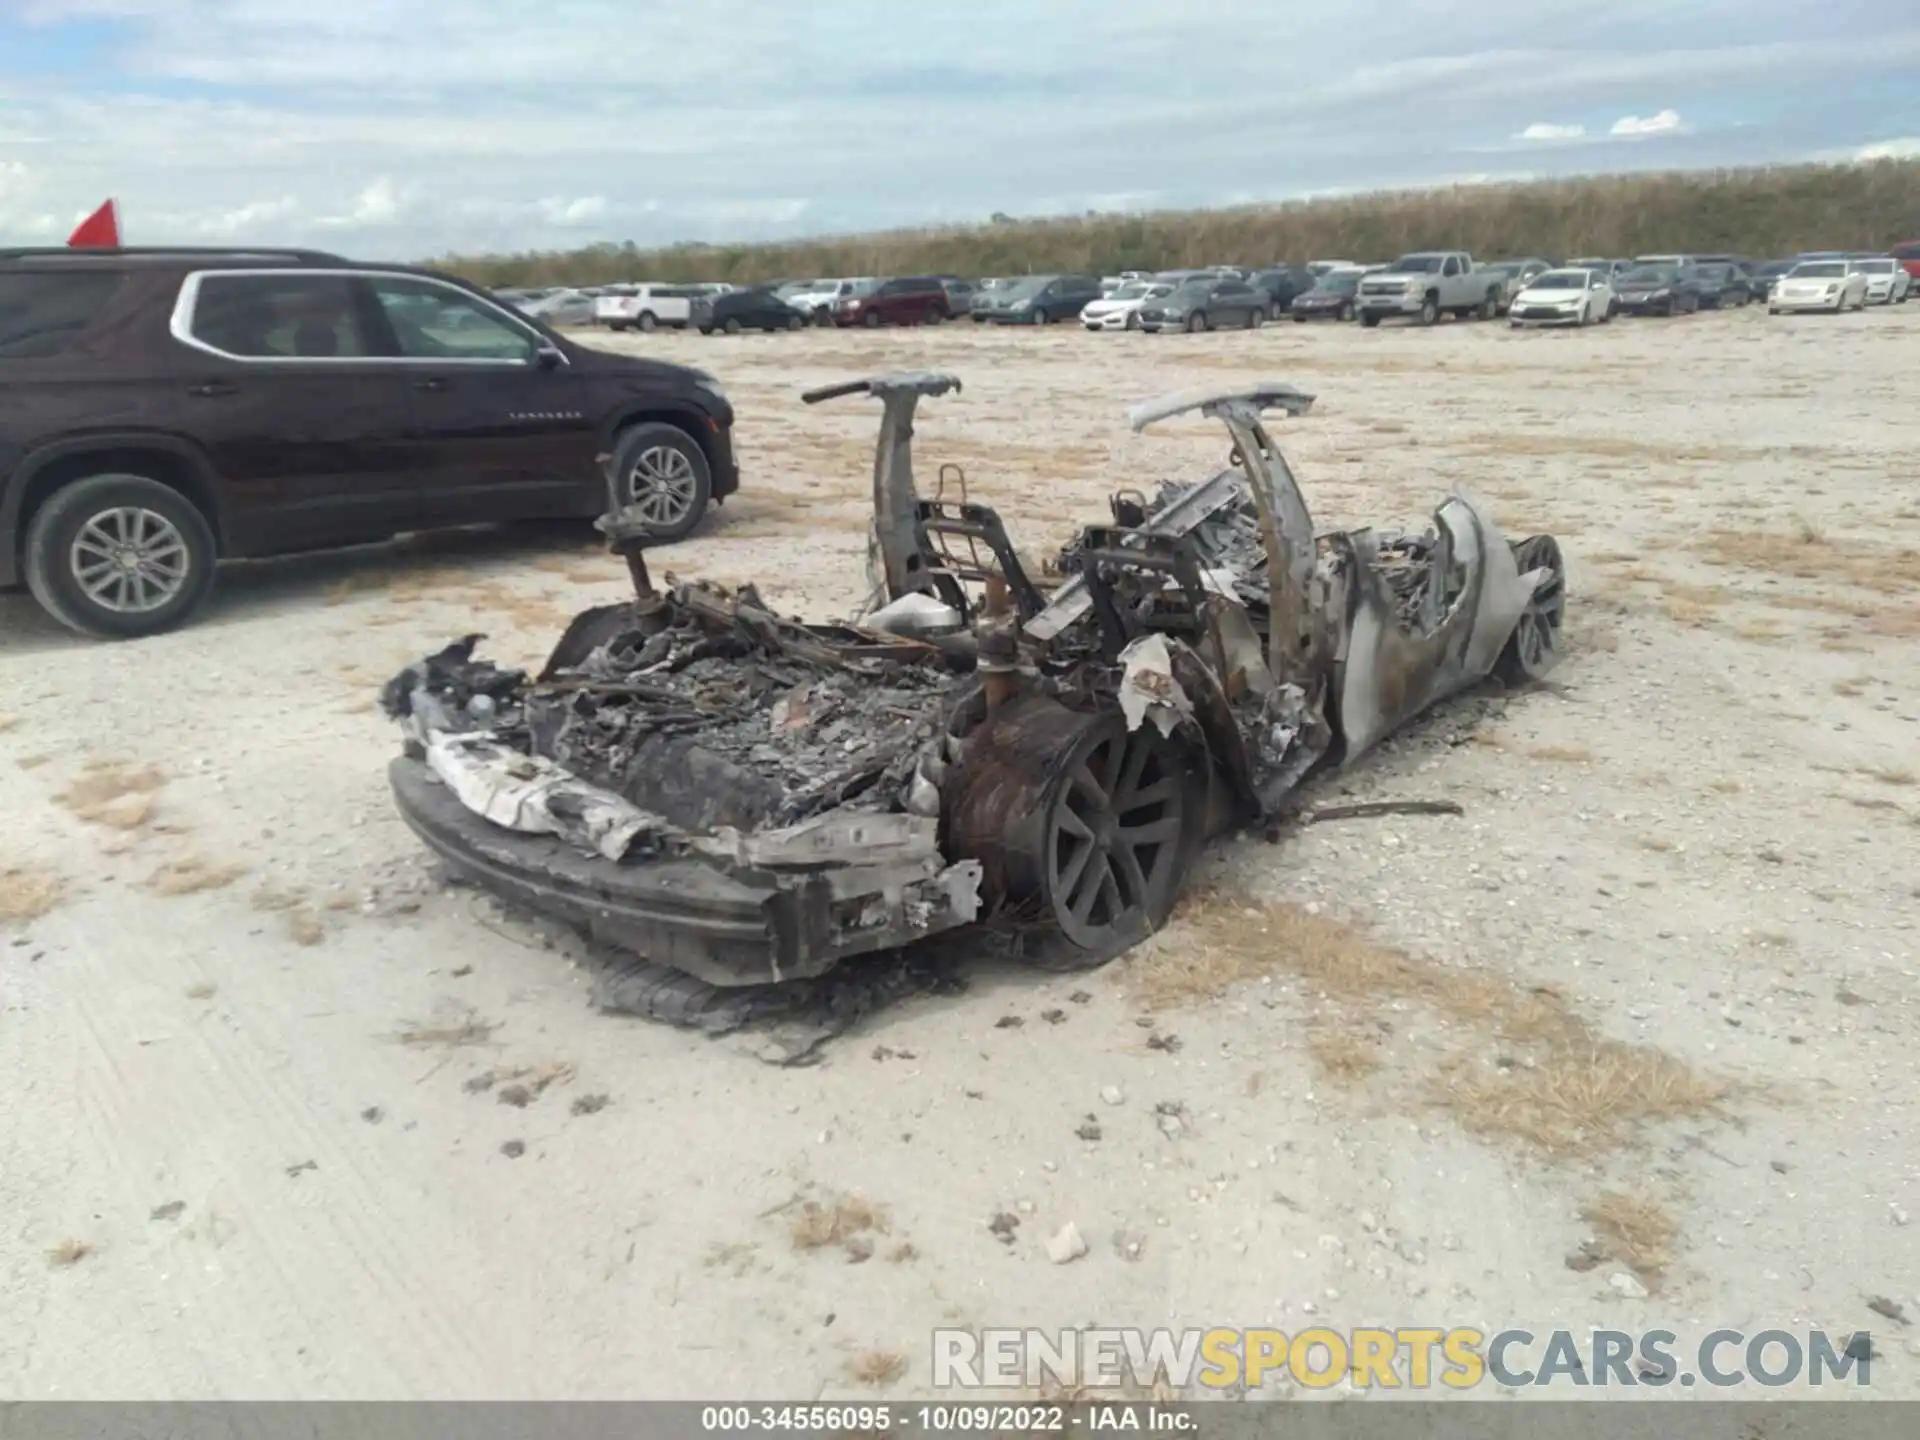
[{"left": 384, "top": 374, "right": 1567, "bottom": 990}]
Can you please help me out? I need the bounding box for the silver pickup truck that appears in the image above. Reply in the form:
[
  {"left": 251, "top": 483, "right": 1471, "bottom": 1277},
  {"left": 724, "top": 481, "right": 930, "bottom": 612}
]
[{"left": 1357, "top": 251, "right": 1504, "bottom": 327}]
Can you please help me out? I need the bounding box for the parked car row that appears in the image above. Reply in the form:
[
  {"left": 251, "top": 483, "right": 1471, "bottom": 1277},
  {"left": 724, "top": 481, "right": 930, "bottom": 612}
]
[{"left": 502, "top": 243, "right": 1916, "bottom": 342}]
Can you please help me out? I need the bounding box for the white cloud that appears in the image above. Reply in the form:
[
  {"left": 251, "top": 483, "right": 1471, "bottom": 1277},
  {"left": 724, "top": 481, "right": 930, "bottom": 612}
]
[
  {"left": 1516, "top": 122, "right": 1586, "bottom": 141},
  {"left": 189, "top": 195, "right": 299, "bottom": 236},
  {"left": 1855, "top": 136, "right": 1920, "bottom": 160},
  {"left": 535, "top": 195, "right": 609, "bottom": 227},
  {"left": 1610, "top": 109, "right": 1683, "bottom": 137},
  {"left": 316, "top": 176, "right": 404, "bottom": 230}
]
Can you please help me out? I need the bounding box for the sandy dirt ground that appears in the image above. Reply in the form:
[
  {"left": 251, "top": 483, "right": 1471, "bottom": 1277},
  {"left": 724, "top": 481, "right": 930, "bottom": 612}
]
[{"left": 3, "top": 304, "right": 1918, "bottom": 1400}]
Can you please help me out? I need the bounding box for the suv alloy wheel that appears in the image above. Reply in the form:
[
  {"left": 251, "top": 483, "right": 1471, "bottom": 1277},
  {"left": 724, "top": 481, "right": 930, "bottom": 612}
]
[
  {"left": 613, "top": 423, "right": 713, "bottom": 542},
  {"left": 25, "top": 473, "right": 219, "bottom": 639}
]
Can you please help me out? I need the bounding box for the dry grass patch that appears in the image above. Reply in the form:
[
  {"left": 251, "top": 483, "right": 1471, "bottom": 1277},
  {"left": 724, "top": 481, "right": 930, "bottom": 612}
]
[
  {"left": 1526, "top": 744, "right": 1593, "bottom": 764},
  {"left": 0, "top": 714, "right": 18, "bottom": 733},
  {"left": 0, "top": 863, "right": 64, "bottom": 923},
  {"left": 1634, "top": 835, "right": 1675, "bottom": 853},
  {"left": 46, "top": 1238, "right": 94, "bottom": 1267},
  {"left": 394, "top": 1011, "right": 499, "bottom": 1049},
  {"left": 847, "top": 1350, "right": 907, "bottom": 1389},
  {"left": 791, "top": 1193, "right": 889, "bottom": 1253},
  {"left": 1308, "top": 1026, "right": 1382, "bottom": 1082},
  {"left": 1694, "top": 525, "right": 1920, "bottom": 596},
  {"left": 256, "top": 884, "right": 328, "bottom": 944},
  {"left": 1858, "top": 764, "right": 1916, "bottom": 787},
  {"left": 55, "top": 761, "right": 166, "bottom": 830},
  {"left": 144, "top": 854, "right": 246, "bottom": 896},
  {"left": 285, "top": 909, "right": 326, "bottom": 946},
  {"left": 1580, "top": 1191, "right": 1678, "bottom": 1285},
  {"left": 1459, "top": 433, "right": 1757, "bottom": 466},
  {"left": 1132, "top": 895, "right": 1727, "bottom": 1158},
  {"left": 1432, "top": 1042, "right": 1726, "bottom": 1159}
]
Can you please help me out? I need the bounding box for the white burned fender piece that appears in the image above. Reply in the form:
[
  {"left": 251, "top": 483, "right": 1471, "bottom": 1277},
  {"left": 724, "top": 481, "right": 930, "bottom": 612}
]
[
  {"left": 426, "top": 734, "right": 677, "bottom": 862},
  {"left": 1116, "top": 633, "right": 1194, "bottom": 737}
]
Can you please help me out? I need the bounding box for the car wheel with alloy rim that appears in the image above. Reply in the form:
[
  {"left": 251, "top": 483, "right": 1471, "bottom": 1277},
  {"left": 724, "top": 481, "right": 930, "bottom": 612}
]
[
  {"left": 24, "top": 472, "right": 217, "bottom": 639},
  {"left": 611, "top": 422, "right": 712, "bottom": 542}
]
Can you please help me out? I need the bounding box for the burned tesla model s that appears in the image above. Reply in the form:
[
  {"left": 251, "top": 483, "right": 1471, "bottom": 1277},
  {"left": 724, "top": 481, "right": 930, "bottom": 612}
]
[{"left": 383, "top": 374, "right": 1566, "bottom": 993}]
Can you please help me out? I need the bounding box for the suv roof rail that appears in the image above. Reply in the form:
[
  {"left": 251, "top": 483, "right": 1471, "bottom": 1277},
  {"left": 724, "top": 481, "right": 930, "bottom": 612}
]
[{"left": 0, "top": 245, "right": 349, "bottom": 263}]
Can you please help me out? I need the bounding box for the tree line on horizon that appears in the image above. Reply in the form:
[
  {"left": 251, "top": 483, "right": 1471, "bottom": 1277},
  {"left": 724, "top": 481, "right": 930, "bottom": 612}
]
[{"left": 436, "top": 159, "right": 1920, "bottom": 289}]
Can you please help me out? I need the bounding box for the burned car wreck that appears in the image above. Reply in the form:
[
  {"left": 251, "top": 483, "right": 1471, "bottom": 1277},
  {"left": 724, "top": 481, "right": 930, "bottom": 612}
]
[{"left": 384, "top": 374, "right": 1566, "bottom": 999}]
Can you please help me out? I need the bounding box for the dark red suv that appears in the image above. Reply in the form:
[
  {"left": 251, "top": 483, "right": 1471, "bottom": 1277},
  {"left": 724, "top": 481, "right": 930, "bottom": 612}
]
[
  {"left": 0, "top": 247, "right": 739, "bottom": 638},
  {"left": 831, "top": 275, "right": 951, "bottom": 327}
]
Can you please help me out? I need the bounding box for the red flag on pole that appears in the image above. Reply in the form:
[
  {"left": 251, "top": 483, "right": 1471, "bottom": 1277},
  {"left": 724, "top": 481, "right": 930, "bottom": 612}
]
[{"left": 67, "top": 199, "right": 121, "bottom": 248}]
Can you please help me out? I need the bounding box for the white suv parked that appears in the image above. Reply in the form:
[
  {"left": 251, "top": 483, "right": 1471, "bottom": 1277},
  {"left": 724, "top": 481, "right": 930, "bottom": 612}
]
[{"left": 594, "top": 283, "right": 699, "bottom": 332}]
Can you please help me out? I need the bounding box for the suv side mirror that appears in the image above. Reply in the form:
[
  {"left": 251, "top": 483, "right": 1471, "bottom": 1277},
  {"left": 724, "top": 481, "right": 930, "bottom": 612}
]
[{"left": 535, "top": 343, "right": 566, "bottom": 370}]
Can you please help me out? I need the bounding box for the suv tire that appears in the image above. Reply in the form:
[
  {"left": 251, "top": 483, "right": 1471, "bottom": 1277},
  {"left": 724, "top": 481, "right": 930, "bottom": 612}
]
[
  {"left": 25, "top": 473, "right": 217, "bottom": 639},
  {"left": 1186, "top": 312, "right": 1208, "bottom": 333},
  {"left": 863, "top": 310, "right": 882, "bottom": 328},
  {"left": 637, "top": 312, "right": 658, "bottom": 333},
  {"left": 611, "top": 422, "right": 712, "bottom": 542}
]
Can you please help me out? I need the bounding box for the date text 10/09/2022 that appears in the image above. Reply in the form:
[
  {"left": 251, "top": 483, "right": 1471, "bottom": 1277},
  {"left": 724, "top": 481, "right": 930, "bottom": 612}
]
[{"left": 700, "top": 1405, "right": 1191, "bottom": 1432}]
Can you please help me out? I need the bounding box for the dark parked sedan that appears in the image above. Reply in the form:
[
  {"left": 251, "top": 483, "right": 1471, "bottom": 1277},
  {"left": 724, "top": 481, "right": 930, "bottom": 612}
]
[
  {"left": 694, "top": 287, "right": 807, "bottom": 333},
  {"left": 1290, "top": 270, "right": 1361, "bottom": 321},
  {"left": 1248, "top": 265, "right": 1316, "bottom": 319},
  {"left": 1612, "top": 264, "right": 1704, "bottom": 316},
  {"left": 1746, "top": 259, "right": 1796, "bottom": 304},
  {"left": 1691, "top": 263, "right": 1753, "bottom": 309},
  {"left": 1138, "top": 277, "right": 1268, "bottom": 332}
]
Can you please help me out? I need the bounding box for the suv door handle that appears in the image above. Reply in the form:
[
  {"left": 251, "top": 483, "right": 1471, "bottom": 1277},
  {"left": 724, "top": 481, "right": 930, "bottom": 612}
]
[
  {"left": 412, "top": 377, "right": 447, "bottom": 392},
  {"left": 187, "top": 380, "right": 238, "bottom": 397}
]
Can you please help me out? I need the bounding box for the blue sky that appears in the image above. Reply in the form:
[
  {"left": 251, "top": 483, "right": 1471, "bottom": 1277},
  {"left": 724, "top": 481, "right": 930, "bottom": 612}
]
[{"left": 2, "top": 0, "right": 1917, "bottom": 256}]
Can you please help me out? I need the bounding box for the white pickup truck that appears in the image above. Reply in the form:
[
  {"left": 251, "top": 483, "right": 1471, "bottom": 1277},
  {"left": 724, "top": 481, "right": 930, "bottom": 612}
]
[{"left": 1356, "top": 251, "right": 1504, "bottom": 327}]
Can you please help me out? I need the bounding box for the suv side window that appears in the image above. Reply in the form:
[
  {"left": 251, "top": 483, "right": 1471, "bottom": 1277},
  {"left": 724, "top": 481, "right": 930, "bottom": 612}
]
[
  {"left": 0, "top": 272, "right": 124, "bottom": 360},
  {"left": 186, "top": 274, "right": 373, "bottom": 359},
  {"left": 368, "top": 276, "right": 539, "bottom": 362}
]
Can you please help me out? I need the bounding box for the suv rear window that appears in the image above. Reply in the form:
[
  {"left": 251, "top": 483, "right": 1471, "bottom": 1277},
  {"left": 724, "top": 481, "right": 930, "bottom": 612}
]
[
  {"left": 0, "top": 272, "right": 124, "bottom": 359},
  {"left": 186, "top": 273, "right": 373, "bottom": 358}
]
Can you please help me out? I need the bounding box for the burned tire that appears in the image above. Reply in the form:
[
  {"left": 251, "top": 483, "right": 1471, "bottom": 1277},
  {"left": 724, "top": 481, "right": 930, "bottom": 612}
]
[
  {"left": 611, "top": 422, "right": 711, "bottom": 542},
  {"left": 1032, "top": 715, "right": 1190, "bottom": 958},
  {"left": 1494, "top": 534, "right": 1566, "bottom": 684},
  {"left": 945, "top": 697, "right": 1197, "bottom": 967},
  {"left": 25, "top": 472, "right": 217, "bottom": 639}
]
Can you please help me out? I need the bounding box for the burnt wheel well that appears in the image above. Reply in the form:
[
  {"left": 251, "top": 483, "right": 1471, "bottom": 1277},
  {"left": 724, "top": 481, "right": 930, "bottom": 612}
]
[{"left": 16, "top": 447, "right": 223, "bottom": 559}]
